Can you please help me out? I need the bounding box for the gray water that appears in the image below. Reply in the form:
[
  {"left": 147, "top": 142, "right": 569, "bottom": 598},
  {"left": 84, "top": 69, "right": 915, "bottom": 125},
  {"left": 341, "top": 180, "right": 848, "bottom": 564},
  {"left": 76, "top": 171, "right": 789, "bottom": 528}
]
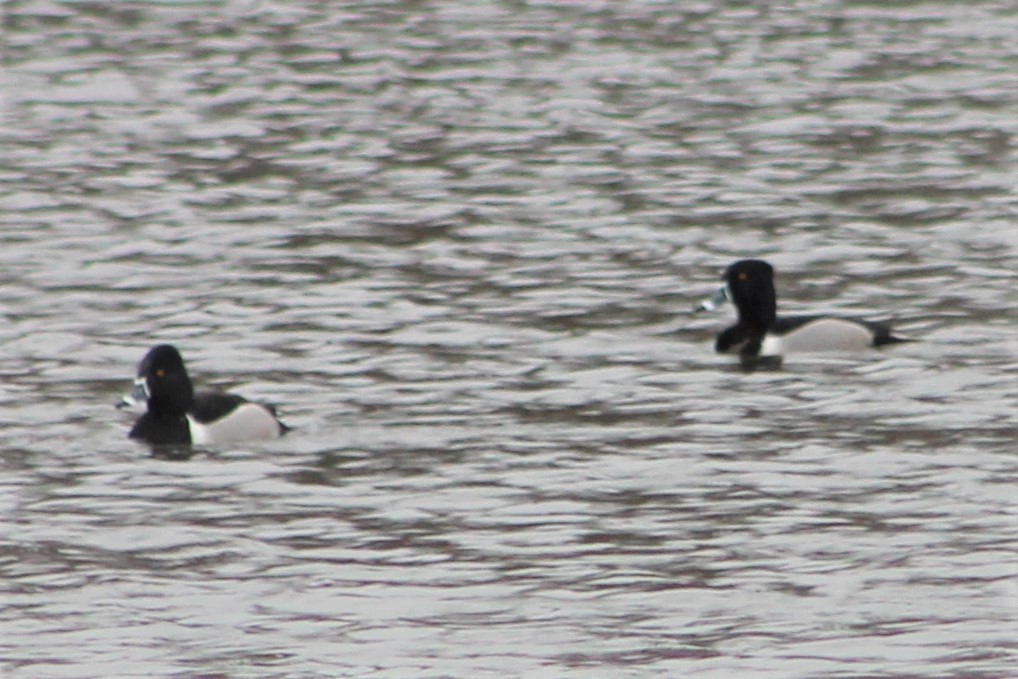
[{"left": 1, "top": 1, "right": 1016, "bottom": 677}]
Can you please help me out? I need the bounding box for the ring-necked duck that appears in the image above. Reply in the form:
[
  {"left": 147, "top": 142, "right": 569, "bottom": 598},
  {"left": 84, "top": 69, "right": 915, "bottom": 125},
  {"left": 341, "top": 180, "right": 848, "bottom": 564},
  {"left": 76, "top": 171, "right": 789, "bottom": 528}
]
[
  {"left": 696, "top": 259, "right": 911, "bottom": 357},
  {"left": 118, "top": 344, "right": 289, "bottom": 445}
]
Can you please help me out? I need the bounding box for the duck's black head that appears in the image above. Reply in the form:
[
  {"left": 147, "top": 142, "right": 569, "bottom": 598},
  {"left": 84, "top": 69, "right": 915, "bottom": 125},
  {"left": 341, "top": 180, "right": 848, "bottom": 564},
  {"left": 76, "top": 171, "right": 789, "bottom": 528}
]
[
  {"left": 723, "top": 259, "right": 777, "bottom": 330},
  {"left": 135, "top": 344, "right": 194, "bottom": 416}
]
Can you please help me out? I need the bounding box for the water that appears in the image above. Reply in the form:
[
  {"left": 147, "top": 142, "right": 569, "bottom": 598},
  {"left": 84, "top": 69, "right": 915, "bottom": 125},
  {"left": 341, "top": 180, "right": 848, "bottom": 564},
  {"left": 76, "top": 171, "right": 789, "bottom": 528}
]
[{"left": 1, "top": 1, "right": 1016, "bottom": 677}]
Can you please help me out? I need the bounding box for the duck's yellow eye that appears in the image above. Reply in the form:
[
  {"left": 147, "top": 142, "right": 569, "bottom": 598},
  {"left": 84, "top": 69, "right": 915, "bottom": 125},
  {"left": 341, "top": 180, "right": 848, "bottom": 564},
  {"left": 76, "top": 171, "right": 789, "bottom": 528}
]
[
  {"left": 156, "top": 369, "right": 165, "bottom": 377},
  {"left": 738, "top": 272, "right": 747, "bottom": 281}
]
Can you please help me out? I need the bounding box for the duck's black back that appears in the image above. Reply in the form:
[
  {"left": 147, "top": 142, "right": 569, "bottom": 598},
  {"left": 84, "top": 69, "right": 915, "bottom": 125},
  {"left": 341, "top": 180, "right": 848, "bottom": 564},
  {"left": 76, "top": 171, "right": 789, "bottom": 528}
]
[{"left": 190, "top": 391, "right": 248, "bottom": 424}]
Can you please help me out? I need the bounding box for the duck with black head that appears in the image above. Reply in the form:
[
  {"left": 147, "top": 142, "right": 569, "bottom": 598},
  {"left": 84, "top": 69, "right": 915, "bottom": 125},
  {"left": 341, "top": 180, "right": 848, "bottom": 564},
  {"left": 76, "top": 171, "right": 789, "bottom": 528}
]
[
  {"left": 118, "top": 344, "right": 289, "bottom": 446},
  {"left": 697, "top": 259, "right": 912, "bottom": 358}
]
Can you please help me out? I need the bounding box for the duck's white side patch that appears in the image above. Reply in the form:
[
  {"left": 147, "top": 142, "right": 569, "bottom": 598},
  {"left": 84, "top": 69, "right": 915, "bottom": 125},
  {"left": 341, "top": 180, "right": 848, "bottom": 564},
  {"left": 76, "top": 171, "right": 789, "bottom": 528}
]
[
  {"left": 779, "top": 318, "right": 874, "bottom": 353},
  {"left": 759, "top": 334, "right": 785, "bottom": 357},
  {"left": 187, "top": 403, "right": 282, "bottom": 445}
]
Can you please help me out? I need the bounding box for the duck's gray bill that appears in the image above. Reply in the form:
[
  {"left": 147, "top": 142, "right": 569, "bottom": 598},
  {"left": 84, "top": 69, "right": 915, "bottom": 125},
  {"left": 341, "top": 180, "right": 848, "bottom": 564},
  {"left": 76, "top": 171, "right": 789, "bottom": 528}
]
[
  {"left": 694, "top": 286, "right": 729, "bottom": 313},
  {"left": 116, "top": 379, "right": 148, "bottom": 409}
]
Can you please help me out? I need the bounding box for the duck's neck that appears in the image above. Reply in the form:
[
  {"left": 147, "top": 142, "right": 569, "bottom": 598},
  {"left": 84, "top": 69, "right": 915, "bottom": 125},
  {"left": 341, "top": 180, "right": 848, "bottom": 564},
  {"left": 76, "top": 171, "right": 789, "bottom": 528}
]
[
  {"left": 736, "top": 287, "right": 777, "bottom": 331},
  {"left": 148, "top": 378, "right": 194, "bottom": 416}
]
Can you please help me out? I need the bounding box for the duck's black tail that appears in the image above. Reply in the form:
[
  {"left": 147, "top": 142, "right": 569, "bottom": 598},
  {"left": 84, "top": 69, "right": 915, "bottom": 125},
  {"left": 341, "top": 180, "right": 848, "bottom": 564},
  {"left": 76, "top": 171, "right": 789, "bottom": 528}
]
[{"left": 871, "top": 321, "right": 915, "bottom": 347}]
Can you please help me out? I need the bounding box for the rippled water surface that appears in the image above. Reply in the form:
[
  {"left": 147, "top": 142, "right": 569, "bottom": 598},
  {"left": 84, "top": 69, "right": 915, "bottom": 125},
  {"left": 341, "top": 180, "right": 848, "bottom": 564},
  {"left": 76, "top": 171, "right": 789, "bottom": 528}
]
[{"left": 2, "top": 1, "right": 1016, "bottom": 677}]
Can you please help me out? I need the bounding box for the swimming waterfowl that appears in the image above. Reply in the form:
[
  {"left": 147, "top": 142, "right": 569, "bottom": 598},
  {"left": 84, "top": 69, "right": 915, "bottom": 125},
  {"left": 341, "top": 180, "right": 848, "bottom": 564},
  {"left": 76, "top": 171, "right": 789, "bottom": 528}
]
[
  {"left": 697, "top": 259, "right": 911, "bottom": 357},
  {"left": 118, "top": 344, "right": 289, "bottom": 445}
]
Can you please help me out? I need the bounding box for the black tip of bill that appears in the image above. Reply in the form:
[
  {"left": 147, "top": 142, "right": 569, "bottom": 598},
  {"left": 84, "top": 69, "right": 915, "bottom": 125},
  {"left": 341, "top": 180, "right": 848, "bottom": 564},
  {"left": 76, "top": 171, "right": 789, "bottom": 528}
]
[
  {"left": 694, "top": 286, "right": 729, "bottom": 313},
  {"left": 116, "top": 379, "right": 148, "bottom": 410}
]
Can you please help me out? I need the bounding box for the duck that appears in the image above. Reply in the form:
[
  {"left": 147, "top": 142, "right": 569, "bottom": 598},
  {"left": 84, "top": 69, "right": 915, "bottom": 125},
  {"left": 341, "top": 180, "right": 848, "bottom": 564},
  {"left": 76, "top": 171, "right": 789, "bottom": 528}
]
[
  {"left": 118, "top": 344, "right": 289, "bottom": 445},
  {"left": 696, "top": 259, "right": 911, "bottom": 357}
]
